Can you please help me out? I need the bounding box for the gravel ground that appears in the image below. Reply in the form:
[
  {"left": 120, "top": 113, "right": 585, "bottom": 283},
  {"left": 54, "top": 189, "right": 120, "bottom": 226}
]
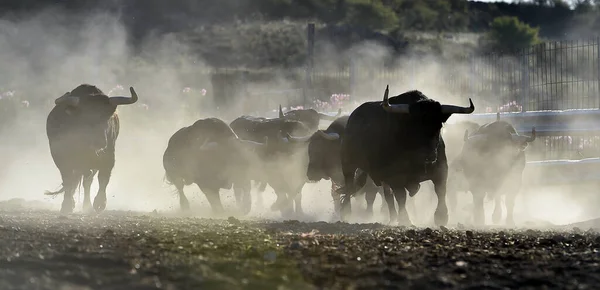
[{"left": 0, "top": 209, "right": 599, "bottom": 290}]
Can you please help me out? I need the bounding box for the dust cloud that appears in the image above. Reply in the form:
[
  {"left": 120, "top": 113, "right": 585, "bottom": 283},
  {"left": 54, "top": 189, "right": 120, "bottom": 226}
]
[{"left": 0, "top": 7, "right": 596, "bottom": 229}]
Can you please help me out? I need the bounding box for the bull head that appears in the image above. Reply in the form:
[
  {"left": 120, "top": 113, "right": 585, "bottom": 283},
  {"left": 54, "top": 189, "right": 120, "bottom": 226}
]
[
  {"left": 511, "top": 127, "right": 536, "bottom": 144},
  {"left": 55, "top": 87, "right": 139, "bottom": 107},
  {"left": 381, "top": 85, "right": 475, "bottom": 115}
]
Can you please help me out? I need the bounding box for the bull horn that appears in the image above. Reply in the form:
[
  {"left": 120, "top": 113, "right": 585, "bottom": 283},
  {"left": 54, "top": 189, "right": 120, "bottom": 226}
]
[
  {"left": 467, "top": 134, "right": 487, "bottom": 142},
  {"left": 108, "top": 87, "right": 139, "bottom": 106},
  {"left": 317, "top": 130, "right": 340, "bottom": 141},
  {"left": 381, "top": 85, "right": 410, "bottom": 113},
  {"left": 55, "top": 92, "right": 79, "bottom": 107},
  {"left": 286, "top": 133, "right": 312, "bottom": 143},
  {"left": 318, "top": 108, "right": 342, "bottom": 121},
  {"left": 511, "top": 127, "right": 536, "bottom": 143},
  {"left": 440, "top": 98, "right": 475, "bottom": 114},
  {"left": 278, "top": 105, "right": 284, "bottom": 118}
]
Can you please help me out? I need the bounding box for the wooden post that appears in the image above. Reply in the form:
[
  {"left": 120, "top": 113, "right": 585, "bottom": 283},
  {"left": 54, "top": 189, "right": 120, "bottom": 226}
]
[{"left": 304, "top": 23, "right": 315, "bottom": 108}]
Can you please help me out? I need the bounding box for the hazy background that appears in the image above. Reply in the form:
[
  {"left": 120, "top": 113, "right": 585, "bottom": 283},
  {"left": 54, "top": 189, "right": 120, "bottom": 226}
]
[{"left": 0, "top": 0, "right": 599, "bottom": 227}]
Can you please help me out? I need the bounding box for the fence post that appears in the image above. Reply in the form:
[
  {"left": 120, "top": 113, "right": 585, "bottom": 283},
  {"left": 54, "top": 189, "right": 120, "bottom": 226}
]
[
  {"left": 349, "top": 58, "right": 355, "bottom": 103},
  {"left": 304, "top": 23, "right": 315, "bottom": 109},
  {"left": 520, "top": 47, "right": 529, "bottom": 112}
]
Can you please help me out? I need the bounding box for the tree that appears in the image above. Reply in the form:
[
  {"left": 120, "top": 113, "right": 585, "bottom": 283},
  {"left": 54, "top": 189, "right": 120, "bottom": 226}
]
[
  {"left": 343, "top": 0, "right": 399, "bottom": 31},
  {"left": 487, "top": 16, "right": 540, "bottom": 53}
]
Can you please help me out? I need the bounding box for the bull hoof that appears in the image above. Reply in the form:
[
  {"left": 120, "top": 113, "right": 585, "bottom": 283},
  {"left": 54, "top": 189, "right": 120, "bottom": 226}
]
[
  {"left": 180, "top": 201, "right": 190, "bottom": 212},
  {"left": 434, "top": 210, "right": 449, "bottom": 227},
  {"left": 93, "top": 196, "right": 107, "bottom": 213},
  {"left": 60, "top": 197, "right": 75, "bottom": 215},
  {"left": 60, "top": 206, "right": 74, "bottom": 215},
  {"left": 82, "top": 202, "right": 94, "bottom": 214}
]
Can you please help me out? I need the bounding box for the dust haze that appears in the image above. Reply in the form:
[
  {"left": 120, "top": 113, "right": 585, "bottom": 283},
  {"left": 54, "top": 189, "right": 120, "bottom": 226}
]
[{"left": 0, "top": 8, "right": 595, "bottom": 229}]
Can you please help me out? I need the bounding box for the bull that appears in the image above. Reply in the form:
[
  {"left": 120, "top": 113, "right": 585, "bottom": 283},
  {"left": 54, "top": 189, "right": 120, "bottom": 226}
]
[
  {"left": 442, "top": 119, "right": 482, "bottom": 215},
  {"left": 278, "top": 105, "right": 342, "bottom": 133},
  {"left": 337, "top": 86, "right": 475, "bottom": 226},
  {"left": 281, "top": 115, "right": 390, "bottom": 219},
  {"left": 229, "top": 115, "right": 312, "bottom": 216},
  {"left": 455, "top": 118, "right": 536, "bottom": 226},
  {"left": 163, "top": 117, "right": 266, "bottom": 214},
  {"left": 45, "top": 84, "right": 138, "bottom": 214}
]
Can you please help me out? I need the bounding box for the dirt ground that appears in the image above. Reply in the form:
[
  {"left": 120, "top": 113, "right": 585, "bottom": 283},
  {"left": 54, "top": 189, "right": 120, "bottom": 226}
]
[{"left": 0, "top": 209, "right": 599, "bottom": 290}]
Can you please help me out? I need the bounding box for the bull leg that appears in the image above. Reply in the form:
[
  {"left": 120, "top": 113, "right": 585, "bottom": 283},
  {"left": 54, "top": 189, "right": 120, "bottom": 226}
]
[
  {"left": 391, "top": 187, "right": 411, "bottom": 226},
  {"left": 256, "top": 181, "right": 267, "bottom": 208},
  {"left": 293, "top": 192, "right": 303, "bottom": 216},
  {"left": 505, "top": 177, "right": 522, "bottom": 226},
  {"left": 492, "top": 195, "right": 503, "bottom": 224},
  {"left": 364, "top": 187, "right": 377, "bottom": 217},
  {"left": 60, "top": 171, "right": 80, "bottom": 215},
  {"left": 93, "top": 154, "right": 115, "bottom": 213},
  {"left": 339, "top": 165, "right": 358, "bottom": 222},
  {"left": 175, "top": 181, "right": 190, "bottom": 211},
  {"left": 82, "top": 170, "right": 97, "bottom": 213},
  {"left": 331, "top": 181, "right": 341, "bottom": 217},
  {"left": 383, "top": 184, "right": 397, "bottom": 224},
  {"left": 234, "top": 180, "right": 252, "bottom": 215},
  {"left": 431, "top": 167, "right": 449, "bottom": 227},
  {"left": 379, "top": 188, "right": 388, "bottom": 215},
  {"left": 198, "top": 186, "right": 225, "bottom": 216}
]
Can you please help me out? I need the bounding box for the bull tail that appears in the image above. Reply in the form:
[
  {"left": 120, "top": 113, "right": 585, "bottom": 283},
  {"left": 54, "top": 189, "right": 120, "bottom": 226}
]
[
  {"left": 44, "top": 174, "right": 84, "bottom": 197},
  {"left": 336, "top": 168, "right": 369, "bottom": 201},
  {"left": 44, "top": 186, "right": 66, "bottom": 196}
]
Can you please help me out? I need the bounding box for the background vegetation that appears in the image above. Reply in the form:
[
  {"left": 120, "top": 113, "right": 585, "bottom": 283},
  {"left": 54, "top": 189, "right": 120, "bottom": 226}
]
[{"left": 0, "top": 0, "right": 599, "bottom": 68}]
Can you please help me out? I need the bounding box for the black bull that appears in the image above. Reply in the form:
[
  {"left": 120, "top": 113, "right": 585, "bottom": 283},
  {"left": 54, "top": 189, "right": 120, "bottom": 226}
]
[
  {"left": 229, "top": 115, "right": 313, "bottom": 215},
  {"left": 278, "top": 105, "right": 342, "bottom": 132},
  {"left": 338, "top": 87, "right": 475, "bottom": 226},
  {"left": 283, "top": 115, "right": 390, "bottom": 217},
  {"left": 45, "top": 84, "right": 138, "bottom": 214},
  {"left": 163, "top": 118, "right": 267, "bottom": 214},
  {"left": 455, "top": 119, "right": 536, "bottom": 226},
  {"left": 242, "top": 106, "right": 344, "bottom": 203}
]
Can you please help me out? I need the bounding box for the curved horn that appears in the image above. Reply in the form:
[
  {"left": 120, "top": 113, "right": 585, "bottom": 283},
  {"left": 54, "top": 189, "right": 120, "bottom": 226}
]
[
  {"left": 317, "top": 130, "right": 340, "bottom": 141},
  {"left": 381, "top": 85, "right": 410, "bottom": 114},
  {"left": 466, "top": 134, "right": 488, "bottom": 143},
  {"left": 440, "top": 98, "right": 475, "bottom": 114},
  {"left": 108, "top": 87, "right": 138, "bottom": 106},
  {"left": 511, "top": 127, "right": 536, "bottom": 143},
  {"left": 278, "top": 105, "right": 284, "bottom": 118},
  {"left": 318, "top": 108, "right": 343, "bottom": 121},
  {"left": 55, "top": 92, "right": 80, "bottom": 107},
  {"left": 287, "top": 133, "right": 312, "bottom": 143}
]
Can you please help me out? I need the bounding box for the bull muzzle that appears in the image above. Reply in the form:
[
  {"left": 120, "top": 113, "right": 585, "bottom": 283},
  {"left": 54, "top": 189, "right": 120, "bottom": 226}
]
[{"left": 381, "top": 85, "right": 475, "bottom": 115}]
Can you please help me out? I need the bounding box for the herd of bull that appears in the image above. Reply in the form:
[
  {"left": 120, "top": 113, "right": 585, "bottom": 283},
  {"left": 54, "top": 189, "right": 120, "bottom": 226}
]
[{"left": 43, "top": 84, "right": 537, "bottom": 226}]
